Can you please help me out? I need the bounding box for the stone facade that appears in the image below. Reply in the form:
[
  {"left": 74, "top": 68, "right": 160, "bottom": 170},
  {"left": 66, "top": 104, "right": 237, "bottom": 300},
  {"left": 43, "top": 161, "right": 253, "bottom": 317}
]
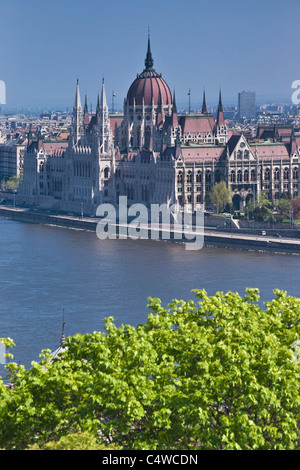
[{"left": 18, "top": 39, "right": 300, "bottom": 215}]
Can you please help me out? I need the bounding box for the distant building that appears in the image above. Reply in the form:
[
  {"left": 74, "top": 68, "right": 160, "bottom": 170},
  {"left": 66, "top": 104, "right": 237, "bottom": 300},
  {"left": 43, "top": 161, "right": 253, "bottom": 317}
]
[
  {"left": 238, "top": 91, "right": 256, "bottom": 120},
  {"left": 0, "top": 138, "right": 26, "bottom": 179},
  {"left": 0, "top": 80, "right": 5, "bottom": 105}
]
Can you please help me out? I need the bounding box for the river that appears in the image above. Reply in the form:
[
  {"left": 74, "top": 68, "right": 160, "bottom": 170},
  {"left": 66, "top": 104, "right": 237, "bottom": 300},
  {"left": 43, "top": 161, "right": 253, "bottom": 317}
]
[{"left": 0, "top": 217, "right": 299, "bottom": 373}]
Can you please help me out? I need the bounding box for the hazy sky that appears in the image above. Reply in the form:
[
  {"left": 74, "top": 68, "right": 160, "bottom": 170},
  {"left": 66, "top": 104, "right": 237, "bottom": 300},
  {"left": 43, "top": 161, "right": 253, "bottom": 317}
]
[{"left": 1, "top": 0, "right": 300, "bottom": 110}]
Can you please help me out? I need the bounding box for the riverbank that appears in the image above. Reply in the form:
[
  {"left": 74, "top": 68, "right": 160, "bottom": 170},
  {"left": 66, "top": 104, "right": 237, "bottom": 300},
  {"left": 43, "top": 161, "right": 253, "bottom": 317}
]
[{"left": 0, "top": 205, "right": 300, "bottom": 255}]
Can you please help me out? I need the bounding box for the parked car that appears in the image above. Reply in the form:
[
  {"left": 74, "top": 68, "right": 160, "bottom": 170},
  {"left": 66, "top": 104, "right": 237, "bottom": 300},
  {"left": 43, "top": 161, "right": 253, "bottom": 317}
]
[{"left": 260, "top": 230, "right": 266, "bottom": 236}]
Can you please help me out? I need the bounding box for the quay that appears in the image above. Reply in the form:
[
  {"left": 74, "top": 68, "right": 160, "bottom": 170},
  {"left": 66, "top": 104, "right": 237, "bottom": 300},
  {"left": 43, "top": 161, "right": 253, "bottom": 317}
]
[{"left": 0, "top": 205, "right": 300, "bottom": 255}]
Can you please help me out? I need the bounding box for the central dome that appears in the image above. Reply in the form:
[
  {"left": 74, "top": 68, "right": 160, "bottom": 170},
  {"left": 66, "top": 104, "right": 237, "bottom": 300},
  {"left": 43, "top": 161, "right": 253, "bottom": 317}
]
[{"left": 126, "top": 37, "right": 172, "bottom": 107}]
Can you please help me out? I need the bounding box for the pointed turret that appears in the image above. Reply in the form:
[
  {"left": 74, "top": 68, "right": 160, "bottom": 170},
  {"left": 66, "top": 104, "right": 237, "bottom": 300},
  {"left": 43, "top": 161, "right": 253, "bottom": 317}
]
[
  {"left": 74, "top": 78, "right": 82, "bottom": 111},
  {"left": 202, "top": 88, "right": 207, "bottom": 114},
  {"left": 156, "top": 88, "right": 164, "bottom": 127},
  {"left": 100, "top": 77, "right": 108, "bottom": 111},
  {"left": 144, "top": 30, "right": 154, "bottom": 70},
  {"left": 291, "top": 128, "right": 297, "bottom": 155},
  {"left": 171, "top": 90, "right": 179, "bottom": 127},
  {"left": 72, "top": 79, "right": 84, "bottom": 143},
  {"left": 216, "top": 89, "right": 224, "bottom": 127},
  {"left": 98, "top": 78, "right": 111, "bottom": 154},
  {"left": 96, "top": 93, "right": 100, "bottom": 121},
  {"left": 84, "top": 94, "right": 89, "bottom": 126}
]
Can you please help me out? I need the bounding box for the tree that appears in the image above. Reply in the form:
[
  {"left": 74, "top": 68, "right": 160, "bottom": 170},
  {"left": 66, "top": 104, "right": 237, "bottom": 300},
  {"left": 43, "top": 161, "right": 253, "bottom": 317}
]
[
  {"left": 1, "top": 289, "right": 300, "bottom": 450},
  {"left": 209, "top": 181, "right": 232, "bottom": 214},
  {"left": 245, "top": 192, "right": 273, "bottom": 222},
  {"left": 275, "top": 198, "right": 293, "bottom": 223},
  {"left": 5, "top": 176, "right": 22, "bottom": 192}
]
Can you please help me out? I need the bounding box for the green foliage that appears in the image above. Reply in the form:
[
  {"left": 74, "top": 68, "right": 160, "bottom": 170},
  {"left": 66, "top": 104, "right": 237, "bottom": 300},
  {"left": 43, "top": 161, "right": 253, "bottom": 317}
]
[
  {"left": 1, "top": 289, "right": 300, "bottom": 450},
  {"left": 245, "top": 193, "right": 274, "bottom": 222},
  {"left": 27, "top": 431, "right": 119, "bottom": 450},
  {"left": 275, "top": 198, "right": 293, "bottom": 223},
  {"left": 5, "top": 176, "right": 22, "bottom": 192},
  {"left": 209, "top": 181, "right": 232, "bottom": 213}
]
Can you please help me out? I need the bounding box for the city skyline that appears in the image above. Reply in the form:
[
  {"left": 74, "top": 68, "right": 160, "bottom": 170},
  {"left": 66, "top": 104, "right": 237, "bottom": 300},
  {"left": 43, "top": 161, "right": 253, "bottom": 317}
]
[{"left": 1, "top": 0, "right": 300, "bottom": 110}]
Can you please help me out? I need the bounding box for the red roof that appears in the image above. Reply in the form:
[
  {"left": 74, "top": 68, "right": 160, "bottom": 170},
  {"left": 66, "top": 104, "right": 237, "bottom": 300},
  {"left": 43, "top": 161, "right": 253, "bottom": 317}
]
[
  {"left": 179, "top": 115, "right": 216, "bottom": 135},
  {"left": 127, "top": 69, "right": 172, "bottom": 107},
  {"left": 181, "top": 146, "right": 226, "bottom": 162}
]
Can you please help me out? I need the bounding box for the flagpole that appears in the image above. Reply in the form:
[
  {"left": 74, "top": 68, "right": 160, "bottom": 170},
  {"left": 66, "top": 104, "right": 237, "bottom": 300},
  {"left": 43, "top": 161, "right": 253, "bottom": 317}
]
[
  {"left": 112, "top": 91, "right": 114, "bottom": 114},
  {"left": 188, "top": 89, "right": 191, "bottom": 114}
]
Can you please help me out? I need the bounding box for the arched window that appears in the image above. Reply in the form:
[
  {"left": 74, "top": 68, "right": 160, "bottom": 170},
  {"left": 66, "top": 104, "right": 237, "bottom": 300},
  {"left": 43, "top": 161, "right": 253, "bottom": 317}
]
[
  {"left": 196, "top": 171, "right": 202, "bottom": 183},
  {"left": 104, "top": 167, "right": 110, "bottom": 179},
  {"left": 237, "top": 170, "right": 242, "bottom": 183},
  {"left": 230, "top": 170, "right": 235, "bottom": 183},
  {"left": 206, "top": 170, "right": 211, "bottom": 183},
  {"left": 264, "top": 168, "right": 270, "bottom": 181},
  {"left": 177, "top": 171, "right": 183, "bottom": 184},
  {"left": 244, "top": 169, "right": 249, "bottom": 182},
  {"left": 251, "top": 170, "right": 256, "bottom": 181},
  {"left": 293, "top": 167, "right": 298, "bottom": 180},
  {"left": 186, "top": 171, "right": 192, "bottom": 184},
  {"left": 283, "top": 167, "right": 289, "bottom": 180},
  {"left": 274, "top": 168, "right": 279, "bottom": 181}
]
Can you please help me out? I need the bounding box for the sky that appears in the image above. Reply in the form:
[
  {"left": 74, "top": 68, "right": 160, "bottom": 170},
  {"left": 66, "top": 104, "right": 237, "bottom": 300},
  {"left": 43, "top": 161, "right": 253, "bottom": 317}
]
[{"left": 0, "top": 0, "right": 300, "bottom": 111}]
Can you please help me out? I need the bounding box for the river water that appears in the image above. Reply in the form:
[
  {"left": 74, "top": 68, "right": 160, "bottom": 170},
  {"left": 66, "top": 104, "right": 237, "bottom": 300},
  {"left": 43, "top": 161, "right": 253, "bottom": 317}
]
[{"left": 0, "top": 217, "right": 300, "bottom": 373}]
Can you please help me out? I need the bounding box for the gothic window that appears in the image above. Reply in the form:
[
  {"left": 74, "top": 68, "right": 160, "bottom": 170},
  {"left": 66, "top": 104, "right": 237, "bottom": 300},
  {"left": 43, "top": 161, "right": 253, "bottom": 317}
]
[
  {"left": 237, "top": 170, "right": 242, "bottom": 183},
  {"left": 251, "top": 170, "right": 256, "bottom": 181},
  {"left": 206, "top": 170, "right": 211, "bottom": 183},
  {"left": 293, "top": 167, "right": 298, "bottom": 180},
  {"left": 177, "top": 171, "right": 183, "bottom": 184},
  {"left": 104, "top": 167, "right": 110, "bottom": 179},
  {"left": 264, "top": 168, "right": 270, "bottom": 181},
  {"left": 283, "top": 168, "right": 289, "bottom": 180},
  {"left": 196, "top": 171, "right": 202, "bottom": 183},
  {"left": 244, "top": 169, "right": 249, "bottom": 182},
  {"left": 274, "top": 168, "right": 279, "bottom": 181},
  {"left": 244, "top": 150, "right": 249, "bottom": 159},
  {"left": 186, "top": 171, "right": 192, "bottom": 184},
  {"left": 230, "top": 170, "right": 235, "bottom": 183}
]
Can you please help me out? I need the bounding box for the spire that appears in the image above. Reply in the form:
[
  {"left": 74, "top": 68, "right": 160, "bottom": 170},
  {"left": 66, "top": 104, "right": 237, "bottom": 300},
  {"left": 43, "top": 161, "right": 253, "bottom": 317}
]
[
  {"left": 202, "top": 88, "right": 207, "bottom": 114},
  {"left": 171, "top": 90, "right": 179, "bottom": 127},
  {"left": 173, "top": 89, "right": 177, "bottom": 112},
  {"left": 156, "top": 88, "right": 164, "bottom": 127},
  {"left": 218, "top": 88, "right": 223, "bottom": 111},
  {"left": 72, "top": 78, "right": 84, "bottom": 143},
  {"left": 96, "top": 93, "right": 100, "bottom": 117},
  {"left": 74, "top": 78, "right": 82, "bottom": 110},
  {"left": 84, "top": 94, "right": 89, "bottom": 126},
  {"left": 291, "top": 127, "right": 297, "bottom": 155},
  {"left": 100, "top": 77, "right": 108, "bottom": 110},
  {"left": 144, "top": 29, "right": 154, "bottom": 70},
  {"left": 216, "top": 88, "right": 224, "bottom": 127}
]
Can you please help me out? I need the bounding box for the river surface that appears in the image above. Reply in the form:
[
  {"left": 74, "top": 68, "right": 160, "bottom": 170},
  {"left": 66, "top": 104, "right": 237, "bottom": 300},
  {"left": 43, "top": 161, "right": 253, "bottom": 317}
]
[{"left": 0, "top": 217, "right": 300, "bottom": 374}]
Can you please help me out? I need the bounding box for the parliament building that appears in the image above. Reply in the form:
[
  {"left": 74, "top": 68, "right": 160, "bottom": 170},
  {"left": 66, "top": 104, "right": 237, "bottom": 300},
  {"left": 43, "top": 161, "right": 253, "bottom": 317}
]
[{"left": 18, "top": 37, "right": 300, "bottom": 214}]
